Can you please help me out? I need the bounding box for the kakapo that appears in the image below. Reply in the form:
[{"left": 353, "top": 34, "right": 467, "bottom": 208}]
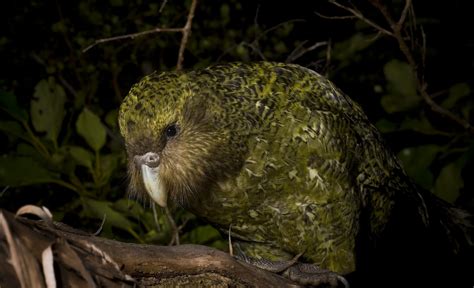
[{"left": 119, "top": 62, "right": 472, "bottom": 287}]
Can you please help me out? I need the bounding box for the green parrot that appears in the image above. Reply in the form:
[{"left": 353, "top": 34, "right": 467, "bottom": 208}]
[{"left": 119, "top": 62, "right": 472, "bottom": 287}]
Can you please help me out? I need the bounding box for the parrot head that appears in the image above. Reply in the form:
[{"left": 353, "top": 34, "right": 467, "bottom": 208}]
[{"left": 119, "top": 70, "right": 243, "bottom": 208}]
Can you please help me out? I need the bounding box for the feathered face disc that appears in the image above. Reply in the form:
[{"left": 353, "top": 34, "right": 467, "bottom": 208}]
[{"left": 119, "top": 70, "right": 244, "bottom": 207}]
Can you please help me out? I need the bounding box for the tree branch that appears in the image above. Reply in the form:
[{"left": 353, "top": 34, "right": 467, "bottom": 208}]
[
  {"left": 0, "top": 208, "right": 299, "bottom": 287},
  {"left": 327, "top": 0, "right": 474, "bottom": 134},
  {"left": 176, "top": 0, "right": 198, "bottom": 70},
  {"left": 82, "top": 27, "right": 183, "bottom": 53},
  {"left": 82, "top": 0, "right": 198, "bottom": 71},
  {"left": 314, "top": 11, "right": 356, "bottom": 20},
  {"left": 398, "top": 0, "right": 412, "bottom": 27},
  {"left": 327, "top": 0, "right": 394, "bottom": 36},
  {"left": 286, "top": 40, "right": 328, "bottom": 63}
]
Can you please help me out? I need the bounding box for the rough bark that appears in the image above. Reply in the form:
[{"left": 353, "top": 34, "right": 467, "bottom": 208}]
[{"left": 0, "top": 209, "right": 298, "bottom": 287}]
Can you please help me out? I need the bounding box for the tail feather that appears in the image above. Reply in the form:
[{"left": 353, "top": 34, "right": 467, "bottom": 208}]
[{"left": 425, "top": 194, "right": 473, "bottom": 254}]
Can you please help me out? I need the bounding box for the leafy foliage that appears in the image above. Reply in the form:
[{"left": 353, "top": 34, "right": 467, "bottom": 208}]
[
  {"left": 31, "top": 78, "right": 66, "bottom": 145},
  {"left": 76, "top": 108, "right": 107, "bottom": 152},
  {"left": 0, "top": 0, "right": 473, "bottom": 247},
  {"left": 381, "top": 60, "right": 419, "bottom": 113}
]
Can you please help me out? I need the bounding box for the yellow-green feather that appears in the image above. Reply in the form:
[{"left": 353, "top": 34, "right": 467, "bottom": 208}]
[{"left": 119, "top": 62, "right": 426, "bottom": 274}]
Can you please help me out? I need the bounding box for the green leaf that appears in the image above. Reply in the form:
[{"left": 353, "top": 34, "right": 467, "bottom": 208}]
[
  {"left": 83, "top": 198, "right": 136, "bottom": 233},
  {"left": 442, "top": 83, "right": 470, "bottom": 109},
  {"left": 275, "top": 22, "right": 294, "bottom": 37},
  {"left": 73, "top": 91, "right": 86, "bottom": 109},
  {"left": 50, "top": 151, "right": 66, "bottom": 167},
  {"left": 332, "top": 33, "right": 374, "bottom": 65},
  {"left": 112, "top": 199, "right": 159, "bottom": 232},
  {"left": 98, "top": 153, "right": 120, "bottom": 185},
  {"left": 67, "top": 146, "right": 94, "bottom": 169},
  {"left": 375, "top": 119, "right": 397, "bottom": 133},
  {"left": 51, "top": 21, "right": 67, "bottom": 33},
  {"left": 220, "top": 4, "right": 230, "bottom": 21},
  {"left": 397, "top": 145, "right": 443, "bottom": 190},
  {"left": 0, "top": 156, "right": 58, "bottom": 186},
  {"left": 434, "top": 160, "right": 464, "bottom": 203},
  {"left": 16, "top": 143, "right": 42, "bottom": 158},
  {"left": 0, "top": 121, "right": 27, "bottom": 140},
  {"left": 381, "top": 60, "right": 419, "bottom": 113},
  {"left": 109, "top": 0, "right": 123, "bottom": 7},
  {"left": 113, "top": 198, "right": 146, "bottom": 217},
  {"left": 185, "top": 225, "right": 222, "bottom": 245},
  {"left": 76, "top": 108, "right": 106, "bottom": 151},
  {"left": 51, "top": 147, "right": 76, "bottom": 175},
  {"left": 235, "top": 44, "right": 249, "bottom": 60},
  {"left": 0, "top": 90, "right": 28, "bottom": 121},
  {"left": 31, "top": 78, "right": 66, "bottom": 143},
  {"left": 104, "top": 109, "right": 118, "bottom": 129},
  {"left": 400, "top": 116, "right": 443, "bottom": 135}
]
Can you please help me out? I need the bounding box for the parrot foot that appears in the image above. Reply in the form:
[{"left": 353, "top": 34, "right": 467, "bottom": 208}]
[
  {"left": 282, "top": 262, "right": 349, "bottom": 288},
  {"left": 236, "top": 254, "right": 349, "bottom": 287}
]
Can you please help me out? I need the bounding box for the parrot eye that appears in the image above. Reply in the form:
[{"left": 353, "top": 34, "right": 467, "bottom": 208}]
[{"left": 165, "top": 124, "right": 178, "bottom": 138}]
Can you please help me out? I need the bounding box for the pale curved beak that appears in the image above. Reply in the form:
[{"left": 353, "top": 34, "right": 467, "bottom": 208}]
[{"left": 134, "top": 152, "right": 167, "bottom": 207}]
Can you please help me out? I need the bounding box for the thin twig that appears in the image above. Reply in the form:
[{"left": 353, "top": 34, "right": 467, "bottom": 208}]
[
  {"left": 58, "top": 75, "right": 78, "bottom": 99},
  {"left": 249, "top": 11, "right": 305, "bottom": 59},
  {"left": 243, "top": 42, "right": 267, "bottom": 61},
  {"left": 0, "top": 186, "right": 9, "bottom": 197},
  {"left": 248, "top": 18, "right": 305, "bottom": 61},
  {"left": 152, "top": 203, "right": 161, "bottom": 232},
  {"left": 21, "top": 121, "right": 51, "bottom": 159},
  {"left": 329, "top": 0, "right": 474, "bottom": 134},
  {"left": 314, "top": 11, "right": 356, "bottom": 20},
  {"left": 82, "top": 0, "right": 198, "bottom": 71},
  {"left": 166, "top": 212, "right": 190, "bottom": 246},
  {"left": 286, "top": 40, "right": 309, "bottom": 62},
  {"left": 82, "top": 27, "right": 182, "bottom": 53},
  {"left": 398, "top": 0, "right": 412, "bottom": 27},
  {"left": 324, "top": 39, "right": 332, "bottom": 77},
  {"left": 328, "top": 0, "right": 394, "bottom": 36},
  {"left": 420, "top": 26, "right": 427, "bottom": 84},
  {"left": 248, "top": 5, "right": 263, "bottom": 58},
  {"left": 111, "top": 64, "right": 122, "bottom": 102},
  {"left": 47, "top": 179, "right": 79, "bottom": 193},
  {"left": 159, "top": 0, "right": 168, "bottom": 13},
  {"left": 216, "top": 18, "right": 304, "bottom": 62},
  {"left": 165, "top": 207, "right": 180, "bottom": 245},
  {"left": 176, "top": 0, "right": 198, "bottom": 70},
  {"left": 430, "top": 89, "right": 448, "bottom": 99},
  {"left": 228, "top": 225, "right": 233, "bottom": 256},
  {"left": 55, "top": 0, "right": 86, "bottom": 91},
  {"left": 286, "top": 41, "right": 328, "bottom": 63},
  {"left": 371, "top": 0, "right": 474, "bottom": 133},
  {"left": 93, "top": 214, "right": 107, "bottom": 236},
  {"left": 256, "top": 19, "right": 305, "bottom": 43}
]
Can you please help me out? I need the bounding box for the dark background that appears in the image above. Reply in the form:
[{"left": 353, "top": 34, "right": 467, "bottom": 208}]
[{"left": 0, "top": 0, "right": 473, "bottom": 253}]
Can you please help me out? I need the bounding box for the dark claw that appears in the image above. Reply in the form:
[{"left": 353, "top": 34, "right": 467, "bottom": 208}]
[
  {"left": 236, "top": 253, "right": 349, "bottom": 287},
  {"left": 284, "top": 263, "right": 347, "bottom": 287},
  {"left": 337, "top": 275, "right": 350, "bottom": 288},
  {"left": 235, "top": 252, "right": 302, "bottom": 273}
]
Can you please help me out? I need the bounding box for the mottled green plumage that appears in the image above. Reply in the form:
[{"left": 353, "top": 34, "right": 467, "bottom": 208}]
[{"left": 119, "top": 62, "right": 429, "bottom": 275}]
